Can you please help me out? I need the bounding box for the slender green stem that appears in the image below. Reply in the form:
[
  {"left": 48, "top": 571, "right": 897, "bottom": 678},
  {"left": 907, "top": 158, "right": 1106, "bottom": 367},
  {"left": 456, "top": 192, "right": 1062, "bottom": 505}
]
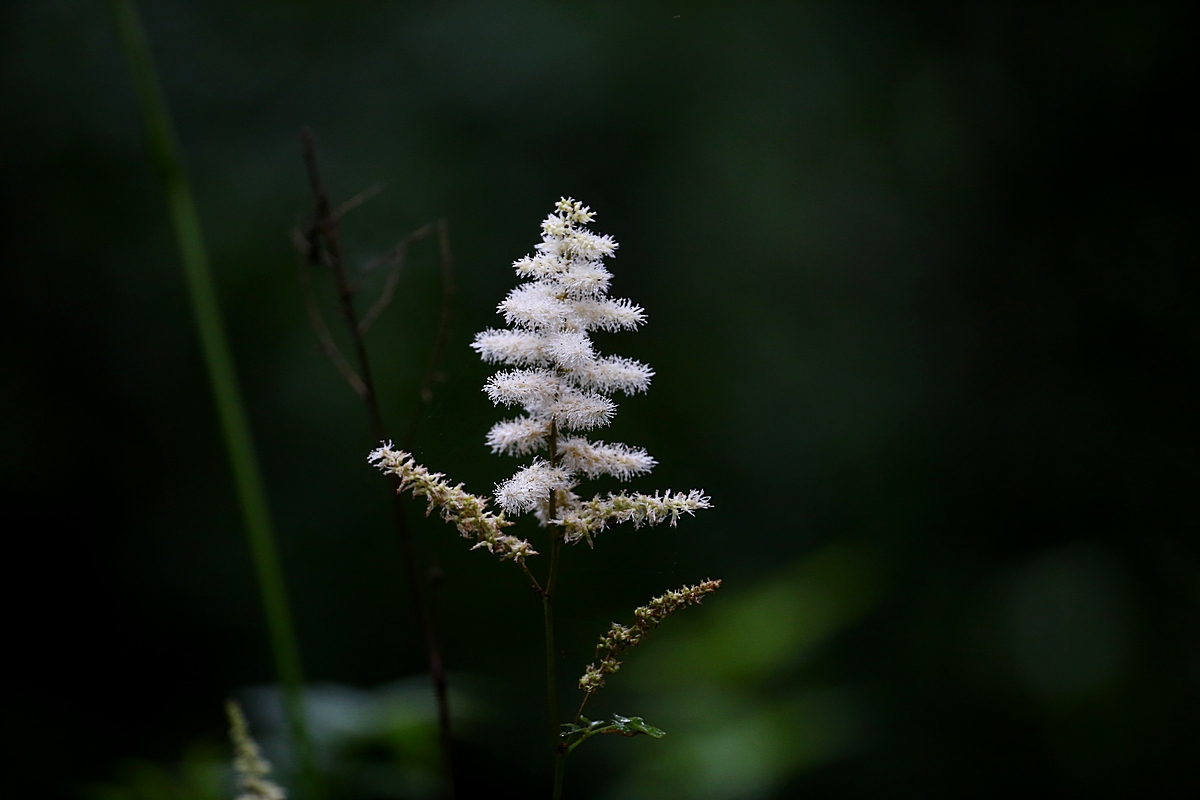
[
  {"left": 522, "top": 561, "right": 546, "bottom": 595},
  {"left": 543, "top": 421, "right": 562, "bottom": 729},
  {"left": 541, "top": 590, "right": 560, "bottom": 732},
  {"left": 543, "top": 421, "right": 567, "bottom": 798},
  {"left": 573, "top": 693, "right": 591, "bottom": 725},
  {"left": 566, "top": 724, "right": 610, "bottom": 754},
  {"left": 553, "top": 754, "right": 566, "bottom": 800},
  {"left": 543, "top": 534, "right": 567, "bottom": 800},
  {"left": 108, "top": 2, "right": 319, "bottom": 796}
]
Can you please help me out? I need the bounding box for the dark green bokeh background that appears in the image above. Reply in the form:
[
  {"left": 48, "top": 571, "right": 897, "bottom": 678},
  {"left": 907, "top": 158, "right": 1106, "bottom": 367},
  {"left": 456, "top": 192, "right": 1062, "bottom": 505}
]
[{"left": 3, "top": 1, "right": 1195, "bottom": 797}]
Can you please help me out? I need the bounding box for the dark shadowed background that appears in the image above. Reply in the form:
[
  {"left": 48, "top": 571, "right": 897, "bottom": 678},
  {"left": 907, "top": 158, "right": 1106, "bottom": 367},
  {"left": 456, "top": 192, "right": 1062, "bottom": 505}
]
[{"left": 2, "top": 1, "right": 1195, "bottom": 798}]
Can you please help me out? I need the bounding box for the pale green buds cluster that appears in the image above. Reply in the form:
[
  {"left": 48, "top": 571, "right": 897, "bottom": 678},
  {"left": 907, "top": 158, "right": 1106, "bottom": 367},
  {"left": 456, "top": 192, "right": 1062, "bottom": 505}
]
[
  {"left": 579, "top": 579, "right": 722, "bottom": 693},
  {"left": 226, "top": 700, "right": 287, "bottom": 800}
]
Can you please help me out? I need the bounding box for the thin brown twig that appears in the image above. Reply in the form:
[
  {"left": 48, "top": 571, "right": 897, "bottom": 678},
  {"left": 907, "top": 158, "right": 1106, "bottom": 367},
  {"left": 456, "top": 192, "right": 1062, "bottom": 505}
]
[
  {"left": 355, "top": 256, "right": 403, "bottom": 334},
  {"left": 298, "top": 127, "right": 457, "bottom": 798},
  {"left": 334, "top": 183, "right": 385, "bottom": 219},
  {"left": 360, "top": 222, "right": 435, "bottom": 276},
  {"left": 294, "top": 230, "right": 368, "bottom": 398},
  {"left": 573, "top": 694, "right": 590, "bottom": 725},
  {"left": 356, "top": 223, "right": 435, "bottom": 334},
  {"left": 402, "top": 218, "right": 456, "bottom": 444},
  {"left": 521, "top": 560, "right": 546, "bottom": 596}
]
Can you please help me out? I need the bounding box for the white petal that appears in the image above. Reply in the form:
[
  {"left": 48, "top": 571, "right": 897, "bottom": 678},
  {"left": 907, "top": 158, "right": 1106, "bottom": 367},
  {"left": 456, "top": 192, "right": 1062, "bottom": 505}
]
[
  {"left": 471, "top": 328, "right": 549, "bottom": 366},
  {"left": 495, "top": 460, "right": 573, "bottom": 514},
  {"left": 567, "top": 356, "right": 653, "bottom": 395},
  {"left": 486, "top": 417, "right": 550, "bottom": 456},
  {"left": 552, "top": 261, "right": 611, "bottom": 298},
  {"left": 514, "top": 253, "right": 564, "bottom": 279},
  {"left": 569, "top": 297, "right": 645, "bottom": 332},
  {"left": 551, "top": 388, "right": 616, "bottom": 431},
  {"left": 545, "top": 329, "right": 596, "bottom": 370},
  {"left": 483, "top": 369, "right": 560, "bottom": 408},
  {"left": 558, "top": 437, "right": 656, "bottom": 481},
  {"left": 499, "top": 283, "right": 568, "bottom": 329},
  {"left": 555, "top": 197, "right": 595, "bottom": 223},
  {"left": 564, "top": 230, "right": 618, "bottom": 260}
]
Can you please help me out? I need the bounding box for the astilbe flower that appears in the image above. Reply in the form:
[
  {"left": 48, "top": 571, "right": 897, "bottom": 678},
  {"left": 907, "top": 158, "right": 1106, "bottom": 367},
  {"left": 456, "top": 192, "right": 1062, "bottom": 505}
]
[{"left": 472, "top": 198, "right": 712, "bottom": 543}]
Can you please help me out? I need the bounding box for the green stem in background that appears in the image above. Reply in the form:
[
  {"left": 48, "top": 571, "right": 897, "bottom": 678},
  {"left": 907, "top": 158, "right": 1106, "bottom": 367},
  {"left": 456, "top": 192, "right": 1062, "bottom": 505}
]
[{"left": 108, "top": 2, "right": 320, "bottom": 796}]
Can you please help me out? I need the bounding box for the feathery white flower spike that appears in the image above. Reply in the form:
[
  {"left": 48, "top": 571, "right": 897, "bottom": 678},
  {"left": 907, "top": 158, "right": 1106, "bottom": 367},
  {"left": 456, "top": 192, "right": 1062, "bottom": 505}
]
[{"left": 473, "top": 198, "right": 710, "bottom": 543}]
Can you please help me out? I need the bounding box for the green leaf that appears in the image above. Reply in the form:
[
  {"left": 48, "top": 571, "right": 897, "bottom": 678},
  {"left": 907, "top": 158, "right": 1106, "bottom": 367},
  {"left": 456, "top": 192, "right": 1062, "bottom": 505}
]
[{"left": 606, "top": 715, "right": 666, "bottom": 739}]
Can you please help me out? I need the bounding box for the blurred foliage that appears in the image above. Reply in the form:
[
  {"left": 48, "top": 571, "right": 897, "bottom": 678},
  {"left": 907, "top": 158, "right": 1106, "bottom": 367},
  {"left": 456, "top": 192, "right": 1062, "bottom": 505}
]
[
  {"left": 2, "top": 0, "right": 1195, "bottom": 798},
  {"left": 599, "top": 541, "right": 880, "bottom": 799},
  {"left": 83, "top": 744, "right": 227, "bottom": 800},
  {"left": 241, "top": 679, "right": 472, "bottom": 799}
]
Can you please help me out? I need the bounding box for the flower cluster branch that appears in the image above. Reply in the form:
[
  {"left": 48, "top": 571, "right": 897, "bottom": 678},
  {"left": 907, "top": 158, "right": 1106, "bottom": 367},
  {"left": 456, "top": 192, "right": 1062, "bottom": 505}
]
[
  {"left": 557, "top": 489, "right": 712, "bottom": 545},
  {"left": 578, "top": 579, "right": 722, "bottom": 694},
  {"left": 369, "top": 443, "right": 536, "bottom": 563}
]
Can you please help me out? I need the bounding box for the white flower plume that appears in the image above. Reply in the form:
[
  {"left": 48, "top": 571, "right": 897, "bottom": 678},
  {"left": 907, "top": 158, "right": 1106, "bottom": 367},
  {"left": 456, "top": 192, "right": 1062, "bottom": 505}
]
[
  {"left": 367, "top": 200, "right": 707, "bottom": 564},
  {"left": 486, "top": 417, "right": 550, "bottom": 455},
  {"left": 472, "top": 198, "right": 709, "bottom": 542},
  {"left": 558, "top": 437, "right": 656, "bottom": 480},
  {"left": 496, "top": 460, "right": 574, "bottom": 514}
]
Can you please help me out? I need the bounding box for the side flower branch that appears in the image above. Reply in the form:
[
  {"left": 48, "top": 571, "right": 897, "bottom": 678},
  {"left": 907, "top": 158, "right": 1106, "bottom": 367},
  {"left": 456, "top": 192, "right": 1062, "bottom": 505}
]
[
  {"left": 557, "top": 489, "right": 712, "bottom": 546},
  {"left": 579, "top": 579, "right": 722, "bottom": 695},
  {"left": 369, "top": 443, "right": 537, "bottom": 564}
]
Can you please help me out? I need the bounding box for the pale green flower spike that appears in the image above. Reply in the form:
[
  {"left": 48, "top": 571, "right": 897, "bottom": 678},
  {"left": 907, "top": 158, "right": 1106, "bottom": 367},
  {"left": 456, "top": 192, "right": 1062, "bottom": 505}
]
[
  {"left": 579, "top": 579, "right": 722, "bottom": 693},
  {"left": 226, "top": 700, "right": 287, "bottom": 800},
  {"left": 368, "top": 444, "right": 536, "bottom": 563}
]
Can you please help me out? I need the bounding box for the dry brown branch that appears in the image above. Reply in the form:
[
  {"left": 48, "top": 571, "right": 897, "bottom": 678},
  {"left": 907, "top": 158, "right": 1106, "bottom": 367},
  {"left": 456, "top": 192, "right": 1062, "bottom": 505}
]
[{"left": 298, "top": 127, "right": 457, "bottom": 797}]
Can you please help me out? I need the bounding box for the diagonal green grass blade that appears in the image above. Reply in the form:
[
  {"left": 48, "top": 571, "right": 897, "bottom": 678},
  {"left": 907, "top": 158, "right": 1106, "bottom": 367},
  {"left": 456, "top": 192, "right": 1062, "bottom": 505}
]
[{"left": 108, "top": 2, "right": 320, "bottom": 795}]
